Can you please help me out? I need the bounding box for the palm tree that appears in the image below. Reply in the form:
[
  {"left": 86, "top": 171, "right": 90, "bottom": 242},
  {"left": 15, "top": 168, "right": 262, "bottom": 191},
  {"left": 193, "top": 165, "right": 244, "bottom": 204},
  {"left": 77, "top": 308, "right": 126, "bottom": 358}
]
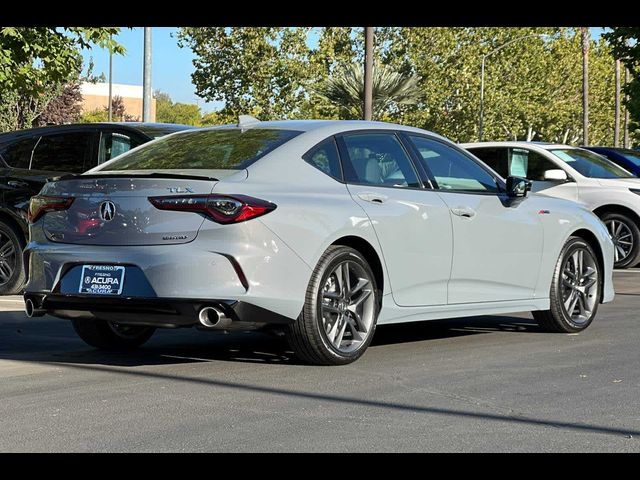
[{"left": 315, "top": 64, "right": 422, "bottom": 120}]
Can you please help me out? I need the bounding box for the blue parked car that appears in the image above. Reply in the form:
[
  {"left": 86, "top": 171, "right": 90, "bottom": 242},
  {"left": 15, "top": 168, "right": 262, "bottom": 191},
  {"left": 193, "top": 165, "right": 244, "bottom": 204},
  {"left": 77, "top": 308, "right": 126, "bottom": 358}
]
[{"left": 585, "top": 147, "right": 640, "bottom": 177}]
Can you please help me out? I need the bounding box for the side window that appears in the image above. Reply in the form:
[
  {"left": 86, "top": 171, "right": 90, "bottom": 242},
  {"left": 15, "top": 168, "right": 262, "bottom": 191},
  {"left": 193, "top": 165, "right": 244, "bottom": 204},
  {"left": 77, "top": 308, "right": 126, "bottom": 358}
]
[
  {"left": 341, "top": 133, "right": 420, "bottom": 188},
  {"left": 409, "top": 136, "right": 499, "bottom": 193},
  {"left": 98, "top": 131, "right": 143, "bottom": 165},
  {"left": 468, "top": 147, "right": 509, "bottom": 178},
  {"left": 30, "top": 132, "right": 94, "bottom": 173},
  {"left": 0, "top": 137, "right": 39, "bottom": 169},
  {"left": 303, "top": 138, "right": 342, "bottom": 181},
  {"left": 509, "top": 148, "right": 559, "bottom": 181}
]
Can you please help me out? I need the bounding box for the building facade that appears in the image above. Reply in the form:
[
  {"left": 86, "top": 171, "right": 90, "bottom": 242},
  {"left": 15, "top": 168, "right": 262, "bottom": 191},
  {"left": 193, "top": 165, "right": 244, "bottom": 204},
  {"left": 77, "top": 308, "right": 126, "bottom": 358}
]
[{"left": 80, "top": 82, "right": 156, "bottom": 122}]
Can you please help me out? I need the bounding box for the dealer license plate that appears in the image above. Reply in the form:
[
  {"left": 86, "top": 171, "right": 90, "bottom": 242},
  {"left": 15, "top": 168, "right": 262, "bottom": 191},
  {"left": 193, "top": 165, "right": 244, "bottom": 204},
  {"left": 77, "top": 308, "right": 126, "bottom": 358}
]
[{"left": 78, "top": 265, "right": 125, "bottom": 295}]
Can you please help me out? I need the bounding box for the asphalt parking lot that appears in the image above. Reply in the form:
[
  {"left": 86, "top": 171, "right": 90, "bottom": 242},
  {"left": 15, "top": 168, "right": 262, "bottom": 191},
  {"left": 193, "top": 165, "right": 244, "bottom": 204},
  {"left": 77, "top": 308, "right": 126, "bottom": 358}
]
[{"left": 1, "top": 272, "right": 639, "bottom": 452}]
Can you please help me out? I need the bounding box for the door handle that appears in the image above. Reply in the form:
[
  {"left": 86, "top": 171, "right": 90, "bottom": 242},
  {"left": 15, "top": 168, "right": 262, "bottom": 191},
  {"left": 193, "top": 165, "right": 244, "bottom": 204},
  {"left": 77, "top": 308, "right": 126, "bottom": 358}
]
[
  {"left": 451, "top": 206, "right": 476, "bottom": 218},
  {"left": 357, "top": 192, "right": 388, "bottom": 204}
]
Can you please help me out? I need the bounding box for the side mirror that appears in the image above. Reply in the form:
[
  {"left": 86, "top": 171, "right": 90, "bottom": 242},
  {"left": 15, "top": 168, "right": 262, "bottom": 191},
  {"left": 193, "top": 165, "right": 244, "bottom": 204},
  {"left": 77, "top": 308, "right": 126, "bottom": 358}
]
[
  {"left": 506, "top": 176, "right": 532, "bottom": 198},
  {"left": 543, "top": 169, "right": 568, "bottom": 182}
]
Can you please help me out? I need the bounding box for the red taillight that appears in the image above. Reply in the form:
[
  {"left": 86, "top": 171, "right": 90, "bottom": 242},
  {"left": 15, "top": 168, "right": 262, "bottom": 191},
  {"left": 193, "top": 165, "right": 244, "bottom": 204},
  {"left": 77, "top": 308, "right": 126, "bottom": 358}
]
[
  {"left": 28, "top": 195, "right": 75, "bottom": 223},
  {"left": 147, "top": 194, "right": 276, "bottom": 224}
]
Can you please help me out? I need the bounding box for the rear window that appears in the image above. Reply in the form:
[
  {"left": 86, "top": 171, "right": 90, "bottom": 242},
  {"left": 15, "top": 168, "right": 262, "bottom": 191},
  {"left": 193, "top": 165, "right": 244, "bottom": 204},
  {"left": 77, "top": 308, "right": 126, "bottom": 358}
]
[{"left": 100, "top": 128, "right": 302, "bottom": 171}]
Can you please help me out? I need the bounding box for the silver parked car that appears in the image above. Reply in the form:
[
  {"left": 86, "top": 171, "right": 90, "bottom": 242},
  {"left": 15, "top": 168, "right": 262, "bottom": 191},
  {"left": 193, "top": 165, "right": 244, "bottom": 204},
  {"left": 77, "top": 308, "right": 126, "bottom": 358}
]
[{"left": 24, "top": 119, "right": 615, "bottom": 365}]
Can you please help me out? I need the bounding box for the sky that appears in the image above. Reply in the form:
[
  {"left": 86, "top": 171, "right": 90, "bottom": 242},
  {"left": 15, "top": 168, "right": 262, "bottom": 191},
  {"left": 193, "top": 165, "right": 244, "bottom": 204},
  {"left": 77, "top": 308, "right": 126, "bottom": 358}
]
[
  {"left": 81, "top": 27, "right": 608, "bottom": 115},
  {"left": 81, "top": 27, "right": 223, "bottom": 112}
]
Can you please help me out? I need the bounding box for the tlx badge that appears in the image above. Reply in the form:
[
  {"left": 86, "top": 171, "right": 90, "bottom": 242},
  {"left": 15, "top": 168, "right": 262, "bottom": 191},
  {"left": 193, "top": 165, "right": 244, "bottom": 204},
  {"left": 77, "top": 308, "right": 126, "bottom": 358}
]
[{"left": 167, "top": 187, "right": 194, "bottom": 193}]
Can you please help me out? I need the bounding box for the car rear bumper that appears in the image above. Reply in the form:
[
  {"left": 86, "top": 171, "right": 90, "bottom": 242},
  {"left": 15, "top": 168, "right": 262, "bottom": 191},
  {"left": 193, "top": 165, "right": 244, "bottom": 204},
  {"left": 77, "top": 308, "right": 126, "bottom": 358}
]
[
  {"left": 23, "top": 293, "right": 293, "bottom": 327},
  {"left": 24, "top": 219, "right": 313, "bottom": 323}
]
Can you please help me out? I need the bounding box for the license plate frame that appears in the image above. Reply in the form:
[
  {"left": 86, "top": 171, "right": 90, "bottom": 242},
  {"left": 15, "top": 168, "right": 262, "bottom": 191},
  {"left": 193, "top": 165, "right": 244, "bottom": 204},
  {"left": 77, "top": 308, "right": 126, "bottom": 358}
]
[{"left": 78, "top": 265, "right": 126, "bottom": 296}]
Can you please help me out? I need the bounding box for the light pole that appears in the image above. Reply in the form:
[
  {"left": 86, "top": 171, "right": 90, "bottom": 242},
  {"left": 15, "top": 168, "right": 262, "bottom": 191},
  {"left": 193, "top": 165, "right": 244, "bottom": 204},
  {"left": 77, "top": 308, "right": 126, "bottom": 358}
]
[
  {"left": 479, "top": 33, "right": 550, "bottom": 141},
  {"left": 108, "top": 33, "right": 113, "bottom": 122},
  {"left": 143, "top": 27, "right": 152, "bottom": 122}
]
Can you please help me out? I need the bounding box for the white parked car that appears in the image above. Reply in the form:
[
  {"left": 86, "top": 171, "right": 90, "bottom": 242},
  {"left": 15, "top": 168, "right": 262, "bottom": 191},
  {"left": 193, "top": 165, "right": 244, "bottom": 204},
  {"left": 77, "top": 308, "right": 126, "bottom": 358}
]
[
  {"left": 24, "top": 121, "right": 614, "bottom": 365},
  {"left": 463, "top": 142, "right": 640, "bottom": 269}
]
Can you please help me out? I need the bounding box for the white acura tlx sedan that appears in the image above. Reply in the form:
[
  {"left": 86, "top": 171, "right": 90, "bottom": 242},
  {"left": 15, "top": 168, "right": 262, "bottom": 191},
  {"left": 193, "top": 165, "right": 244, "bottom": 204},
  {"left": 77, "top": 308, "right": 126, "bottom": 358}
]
[{"left": 23, "top": 118, "right": 615, "bottom": 365}]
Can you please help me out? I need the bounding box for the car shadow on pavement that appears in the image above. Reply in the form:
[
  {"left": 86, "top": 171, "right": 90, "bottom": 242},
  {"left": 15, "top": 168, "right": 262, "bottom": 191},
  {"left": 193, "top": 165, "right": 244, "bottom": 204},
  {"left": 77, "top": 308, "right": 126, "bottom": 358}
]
[
  {"left": 1, "top": 312, "right": 538, "bottom": 367},
  {"left": 371, "top": 315, "right": 539, "bottom": 347}
]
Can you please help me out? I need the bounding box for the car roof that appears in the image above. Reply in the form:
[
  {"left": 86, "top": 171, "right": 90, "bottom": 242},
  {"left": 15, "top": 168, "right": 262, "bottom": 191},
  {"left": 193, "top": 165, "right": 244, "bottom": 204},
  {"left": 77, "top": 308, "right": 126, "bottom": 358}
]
[
  {"left": 460, "top": 141, "right": 577, "bottom": 150},
  {"left": 586, "top": 146, "right": 640, "bottom": 154},
  {"left": 0, "top": 122, "right": 194, "bottom": 143},
  {"left": 196, "top": 119, "right": 448, "bottom": 140}
]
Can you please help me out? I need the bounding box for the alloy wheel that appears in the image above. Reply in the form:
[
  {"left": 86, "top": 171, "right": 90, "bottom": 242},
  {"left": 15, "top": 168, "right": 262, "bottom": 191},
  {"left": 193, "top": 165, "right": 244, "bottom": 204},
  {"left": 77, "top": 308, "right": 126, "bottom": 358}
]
[
  {"left": 0, "top": 234, "right": 16, "bottom": 286},
  {"left": 561, "top": 247, "right": 599, "bottom": 325},
  {"left": 605, "top": 219, "right": 634, "bottom": 263},
  {"left": 320, "top": 260, "right": 376, "bottom": 353}
]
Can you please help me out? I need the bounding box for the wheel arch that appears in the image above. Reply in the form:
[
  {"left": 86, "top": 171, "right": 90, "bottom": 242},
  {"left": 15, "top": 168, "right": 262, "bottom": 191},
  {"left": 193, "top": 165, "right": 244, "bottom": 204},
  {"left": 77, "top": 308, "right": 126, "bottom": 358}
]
[
  {"left": 330, "top": 235, "right": 385, "bottom": 299},
  {"left": 570, "top": 228, "right": 605, "bottom": 302},
  {"left": 0, "top": 210, "right": 27, "bottom": 245},
  {"left": 593, "top": 204, "right": 640, "bottom": 226}
]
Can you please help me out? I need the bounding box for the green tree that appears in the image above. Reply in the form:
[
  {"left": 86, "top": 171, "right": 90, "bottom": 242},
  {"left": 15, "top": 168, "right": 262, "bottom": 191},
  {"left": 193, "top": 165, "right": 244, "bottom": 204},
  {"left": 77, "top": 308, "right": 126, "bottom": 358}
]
[
  {"left": 201, "top": 110, "right": 234, "bottom": 126},
  {"left": 315, "top": 63, "right": 422, "bottom": 120},
  {"left": 605, "top": 27, "right": 640, "bottom": 145},
  {"left": 177, "top": 27, "right": 620, "bottom": 145},
  {"left": 80, "top": 108, "right": 108, "bottom": 123},
  {"left": 0, "top": 27, "right": 124, "bottom": 131},
  {"left": 0, "top": 27, "right": 122, "bottom": 97},
  {"left": 177, "top": 28, "right": 313, "bottom": 120},
  {"left": 154, "top": 90, "right": 202, "bottom": 126},
  {"left": 383, "top": 27, "right": 618, "bottom": 144}
]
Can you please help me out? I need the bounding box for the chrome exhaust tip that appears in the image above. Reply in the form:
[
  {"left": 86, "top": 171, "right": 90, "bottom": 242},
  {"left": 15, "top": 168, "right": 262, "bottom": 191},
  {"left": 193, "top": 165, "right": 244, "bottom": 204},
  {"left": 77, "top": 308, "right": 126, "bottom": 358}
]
[
  {"left": 198, "top": 306, "right": 232, "bottom": 329},
  {"left": 25, "top": 298, "right": 46, "bottom": 318}
]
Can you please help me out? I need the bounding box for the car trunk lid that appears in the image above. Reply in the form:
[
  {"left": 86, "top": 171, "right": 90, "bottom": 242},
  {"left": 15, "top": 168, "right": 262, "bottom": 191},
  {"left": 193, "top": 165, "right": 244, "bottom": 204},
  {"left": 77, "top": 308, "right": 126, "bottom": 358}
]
[{"left": 40, "top": 171, "right": 244, "bottom": 245}]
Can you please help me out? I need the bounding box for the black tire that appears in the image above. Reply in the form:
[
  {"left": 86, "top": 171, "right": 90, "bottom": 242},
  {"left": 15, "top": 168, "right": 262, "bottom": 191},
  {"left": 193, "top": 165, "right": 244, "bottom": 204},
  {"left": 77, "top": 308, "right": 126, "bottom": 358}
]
[
  {"left": 533, "top": 236, "right": 601, "bottom": 333},
  {"left": 599, "top": 211, "right": 640, "bottom": 269},
  {"left": 71, "top": 318, "right": 155, "bottom": 351},
  {"left": 0, "top": 221, "right": 26, "bottom": 295},
  {"left": 286, "top": 245, "right": 380, "bottom": 366}
]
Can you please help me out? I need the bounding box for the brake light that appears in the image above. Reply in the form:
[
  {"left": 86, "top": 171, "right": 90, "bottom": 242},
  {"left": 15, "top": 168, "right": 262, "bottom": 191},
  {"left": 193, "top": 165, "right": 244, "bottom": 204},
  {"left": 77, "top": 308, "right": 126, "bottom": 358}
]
[
  {"left": 148, "top": 194, "right": 276, "bottom": 224},
  {"left": 28, "top": 195, "right": 75, "bottom": 223}
]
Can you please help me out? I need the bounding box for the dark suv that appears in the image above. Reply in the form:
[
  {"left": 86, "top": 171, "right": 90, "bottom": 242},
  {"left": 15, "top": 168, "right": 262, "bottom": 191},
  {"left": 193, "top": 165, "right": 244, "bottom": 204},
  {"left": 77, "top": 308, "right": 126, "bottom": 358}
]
[{"left": 0, "top": 122, "right": 194, "bottom": 294}]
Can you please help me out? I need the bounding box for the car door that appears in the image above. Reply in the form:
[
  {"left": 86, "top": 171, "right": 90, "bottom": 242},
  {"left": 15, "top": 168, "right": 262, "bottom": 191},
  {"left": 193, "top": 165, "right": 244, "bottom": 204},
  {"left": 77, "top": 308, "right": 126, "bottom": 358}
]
[
  {"left": 407, "top": 136, "right": 543, "bottom": 304},
  {"left": 0, "top": 135, "right": 48, "bottom": 223},
  {"left": 30, "top": 131, "right": 97, "bottom": 174},
  {"left": 472, "top": 146, "right": 579, "bottom": 201},
  {"left": 336, "top": 131, "right": 453, "bottom": 307}
]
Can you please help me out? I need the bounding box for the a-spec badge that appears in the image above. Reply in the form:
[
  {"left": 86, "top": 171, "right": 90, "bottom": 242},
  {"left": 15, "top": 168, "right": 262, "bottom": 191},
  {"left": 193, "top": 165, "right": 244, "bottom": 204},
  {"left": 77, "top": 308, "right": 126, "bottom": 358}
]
[
  {"left": 162, "top": 235, "right": 189, "bottom": 240},
  {"left": 167, "top": 187, "right": 194, "bottom": 193},
  {"left": 538, "top": 209, "right": 551, "bottom": 215}
]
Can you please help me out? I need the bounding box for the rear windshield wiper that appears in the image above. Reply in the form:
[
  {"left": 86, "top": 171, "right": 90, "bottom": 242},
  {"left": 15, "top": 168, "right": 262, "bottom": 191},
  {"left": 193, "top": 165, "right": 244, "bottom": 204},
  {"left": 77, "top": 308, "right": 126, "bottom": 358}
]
[{"left": 52, "top": 172, "right": 219, "bottom": 182}]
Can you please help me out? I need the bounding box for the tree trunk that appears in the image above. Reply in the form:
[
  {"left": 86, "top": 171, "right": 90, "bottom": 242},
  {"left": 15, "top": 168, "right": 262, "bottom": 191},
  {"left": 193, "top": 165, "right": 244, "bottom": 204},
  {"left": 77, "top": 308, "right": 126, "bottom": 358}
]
[
  {"left": 614, "top": 59, "right": 621, "bottom": 147},
  {"left": 624, "top": 67, "right": 630, "bottom": 149},
  {"left": 363, "top": 27, "right": 374, "bottom": 121},
  {"left": 581, "top": 27, "right": 589, "bottom": 146}
]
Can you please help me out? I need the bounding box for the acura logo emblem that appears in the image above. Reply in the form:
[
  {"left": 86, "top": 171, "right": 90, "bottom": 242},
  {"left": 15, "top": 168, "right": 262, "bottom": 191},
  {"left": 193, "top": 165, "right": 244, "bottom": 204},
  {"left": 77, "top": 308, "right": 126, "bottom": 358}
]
[{"left": 99, "top": 201, "right": 116, "bottom": 221}]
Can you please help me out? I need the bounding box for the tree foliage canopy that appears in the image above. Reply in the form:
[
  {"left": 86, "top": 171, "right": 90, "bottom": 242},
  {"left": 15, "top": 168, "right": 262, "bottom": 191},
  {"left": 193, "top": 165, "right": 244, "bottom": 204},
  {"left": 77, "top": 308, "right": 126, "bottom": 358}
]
[
  {"left": 604, "top": 27, "right": 640, "bottom": 143},
  {"left": 179, "top": 27, "right": 625, "bottom": 145},
  {"left": 0, "top": 27, "right": 123, "bottom": 97},
  {"left": 315, "top": 63, "right": 422, "bottom": 120},
  {"left": 0, "top": 27, "right": 124, "bottom": 132},
  {"left": 155, "top": 90, "right": 203, "bottom": 126}
]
